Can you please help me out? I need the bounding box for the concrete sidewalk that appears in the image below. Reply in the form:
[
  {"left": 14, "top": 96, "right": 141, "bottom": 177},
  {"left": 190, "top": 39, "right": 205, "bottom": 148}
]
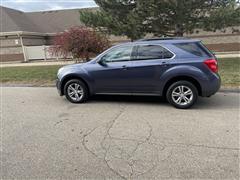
[
  {"left": 0, "top": 60, "right": 75, "bottom": 68},
  {"left": 216, "top": 52, "right": 240, "bottom": 58}
]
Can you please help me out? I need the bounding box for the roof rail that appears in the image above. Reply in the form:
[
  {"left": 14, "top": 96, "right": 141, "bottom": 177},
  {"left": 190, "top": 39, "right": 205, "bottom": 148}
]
[{"left": 136, "top": 37, "right": 189, "bottom": 42}]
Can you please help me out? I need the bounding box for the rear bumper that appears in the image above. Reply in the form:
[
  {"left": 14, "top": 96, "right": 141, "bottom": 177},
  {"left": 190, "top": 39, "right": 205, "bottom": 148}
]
[
  {"left": 56, "top": 79, "right": 63, "bottom": 96},
  {"left": 201, "top": 73, "right": 221, "bottom": 97}
]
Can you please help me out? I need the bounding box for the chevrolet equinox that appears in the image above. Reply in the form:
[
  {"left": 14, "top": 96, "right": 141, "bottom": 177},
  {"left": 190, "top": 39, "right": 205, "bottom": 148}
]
[{"left": 56, "top": 38, "right": 221, "bottom": 109}]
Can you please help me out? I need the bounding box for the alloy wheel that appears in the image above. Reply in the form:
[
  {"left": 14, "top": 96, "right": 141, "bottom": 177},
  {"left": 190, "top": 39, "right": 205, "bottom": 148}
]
[
  {"left": 171, "top": 85, "right": 193, "bottom": 106},
  {"left": 67, "top": 83, "right": 84, "bottom": 101}
]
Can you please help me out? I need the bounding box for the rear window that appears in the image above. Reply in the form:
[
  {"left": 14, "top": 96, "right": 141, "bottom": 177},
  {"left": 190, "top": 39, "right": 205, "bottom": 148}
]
[
  {"left": 136, "top": 45, "right": 174, "bottom": 60},
  {"left": 175, "top": 42, "right": 212, "bottom": 57}
]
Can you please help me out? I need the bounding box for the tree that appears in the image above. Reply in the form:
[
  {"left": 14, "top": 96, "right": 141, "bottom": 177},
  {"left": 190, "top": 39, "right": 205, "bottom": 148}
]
[
  {"left": 50, "top": 26, "right": 110, "bottom": 62},
  {"left": 136, "top": 0, "right": 240, "bottom": 36},
  {"left": 80, "top": 0, "right": 240, "bottom": 40},
  {"left": 79, "top": 0, "right": 146, "bottom": 41}
]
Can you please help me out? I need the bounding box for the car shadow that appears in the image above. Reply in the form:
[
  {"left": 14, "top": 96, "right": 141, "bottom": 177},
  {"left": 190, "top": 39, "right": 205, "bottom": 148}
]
[
  {"left": 86, "top": 93, "right": 239, "bottom": 110},
  {"left": 193, "top": 93, "right": 239, "bottom": 110},
  {"left": 89, "top": 95, "right": 168, "bottom": 106}
]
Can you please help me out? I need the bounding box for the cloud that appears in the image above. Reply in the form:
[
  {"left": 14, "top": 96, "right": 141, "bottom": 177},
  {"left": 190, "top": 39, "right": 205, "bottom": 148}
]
[{"left": 1, "top": 0, "right": 98, "bottom": 12}]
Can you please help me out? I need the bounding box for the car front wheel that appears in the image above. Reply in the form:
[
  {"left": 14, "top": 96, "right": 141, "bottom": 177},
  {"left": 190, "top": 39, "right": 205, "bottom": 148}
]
[
  {"left": 166, "top": 81, "right": 198, "bottom": 109},
  {"left": 64, "top": 79, "right": 88, "bottom": 103}
]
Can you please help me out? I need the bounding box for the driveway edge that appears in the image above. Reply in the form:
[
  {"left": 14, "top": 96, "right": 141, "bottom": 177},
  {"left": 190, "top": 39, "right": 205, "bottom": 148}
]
[{"left": 219, "top": 87, "right": 240, "bottom": 93}]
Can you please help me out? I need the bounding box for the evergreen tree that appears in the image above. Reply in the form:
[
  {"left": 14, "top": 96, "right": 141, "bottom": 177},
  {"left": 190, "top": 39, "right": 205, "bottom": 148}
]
[
  {"left": 80, "top": 0, "right": 240, "bottom": 40},
  {"left": 80, "top": 0, "right": 145, "bottom": 41}
]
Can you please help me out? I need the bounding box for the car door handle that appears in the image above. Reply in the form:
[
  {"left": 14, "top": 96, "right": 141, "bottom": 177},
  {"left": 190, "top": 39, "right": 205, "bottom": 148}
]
[{"left": 122, "top": 65, "right": 128, "bottom": 70}]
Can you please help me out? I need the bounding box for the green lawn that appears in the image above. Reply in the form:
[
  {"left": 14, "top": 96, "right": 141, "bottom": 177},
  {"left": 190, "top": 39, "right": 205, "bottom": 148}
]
[
  {"left": 218, "top": 58, "right": 240, "bottom": 87},
  {"left": 0, "top": 65, "right": 63, "bottom": 85},
  {"left": 0, "top": 58, "right": 239, "bottom": 87}
]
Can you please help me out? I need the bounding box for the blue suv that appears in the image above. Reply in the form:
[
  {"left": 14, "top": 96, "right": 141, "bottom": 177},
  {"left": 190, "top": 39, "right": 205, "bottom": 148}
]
[{"left": 56, "top": 38, "right": 221, "bottom": 109}]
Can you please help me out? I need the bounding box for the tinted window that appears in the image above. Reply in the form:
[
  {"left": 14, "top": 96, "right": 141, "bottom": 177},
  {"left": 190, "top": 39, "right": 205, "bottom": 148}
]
[
  {"left": 175, "top": 42, "right": 211, "bottom": 57},
  {"left": 136, "top": 45, "right": 174, "bottom": 60},
  {"left": 198, "top": 42, "right": 214, "bottom": 57},
  {"left": 102, "top": 46, "right": 133, "bottom": 62}
]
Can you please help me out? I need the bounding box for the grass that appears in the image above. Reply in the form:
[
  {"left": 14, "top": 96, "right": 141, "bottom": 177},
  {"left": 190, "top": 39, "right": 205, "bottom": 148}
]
[
  {"left": 0, "top": 65, "right": 63, "bottom": 85},
  {"left": 0, "top": 58, "right": 239, "bottom": 87},
  {"left": 218, "top": 58, "right": 240, "bottom": 87}
]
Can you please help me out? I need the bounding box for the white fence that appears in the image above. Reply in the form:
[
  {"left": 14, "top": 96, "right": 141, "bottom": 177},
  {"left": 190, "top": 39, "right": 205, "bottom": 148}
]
[{"left": 24, "top": 45, "right": 73, "bottom": 61}]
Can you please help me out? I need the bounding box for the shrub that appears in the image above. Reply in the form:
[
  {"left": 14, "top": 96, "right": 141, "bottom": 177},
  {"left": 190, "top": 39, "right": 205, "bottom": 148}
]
[{"left": 50, "top": 26, "right": 110, "bottom": 62}]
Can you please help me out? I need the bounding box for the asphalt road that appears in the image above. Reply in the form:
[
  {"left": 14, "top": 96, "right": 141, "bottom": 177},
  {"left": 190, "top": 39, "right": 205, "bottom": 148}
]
[{"left": 0, "top": 87, "right": 239, "bottom": 179}]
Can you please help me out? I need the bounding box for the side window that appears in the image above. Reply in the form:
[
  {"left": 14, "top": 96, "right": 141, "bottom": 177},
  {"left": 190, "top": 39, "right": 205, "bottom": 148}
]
[
  {"left": 136, "top": 45, "right": 174, "bottom": 60},
  {"left": 175, "top": 42, "right": 206, "bottom": 57},
  {"left": 101, "top": 46, "right": 133, "bottom": 63}
]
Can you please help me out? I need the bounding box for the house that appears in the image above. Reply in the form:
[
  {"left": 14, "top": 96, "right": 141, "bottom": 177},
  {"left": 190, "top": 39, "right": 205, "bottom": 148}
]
[
  {"left": 0, "top": 6, "right": 239, "bottom": 62},
  {"left": 0, "top": 6, "right": 97, "bottom": 62}
]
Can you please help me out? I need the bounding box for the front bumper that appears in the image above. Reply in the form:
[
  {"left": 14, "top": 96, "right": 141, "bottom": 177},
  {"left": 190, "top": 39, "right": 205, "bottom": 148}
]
[{"left": 56, "top": 78, "right": 63, "bottom": 96}]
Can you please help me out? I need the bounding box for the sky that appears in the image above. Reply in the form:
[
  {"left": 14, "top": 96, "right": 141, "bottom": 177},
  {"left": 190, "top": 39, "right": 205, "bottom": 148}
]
[{"left": 1, "top": 0, "right": 98, "bottom": 12}]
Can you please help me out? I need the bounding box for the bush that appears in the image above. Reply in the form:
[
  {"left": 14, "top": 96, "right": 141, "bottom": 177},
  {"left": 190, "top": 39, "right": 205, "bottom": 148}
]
[{"left": 50, "top": 26, "right": 110, "bottom": 62}]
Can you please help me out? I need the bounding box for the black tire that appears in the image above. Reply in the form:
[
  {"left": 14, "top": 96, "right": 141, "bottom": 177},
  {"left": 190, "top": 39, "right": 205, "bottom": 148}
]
[
  {"left": 166, "top": 81, "right": 198, "bottom": 109},
  {"left": 64, "top": 79, "right": 89, "bottom": 103}
]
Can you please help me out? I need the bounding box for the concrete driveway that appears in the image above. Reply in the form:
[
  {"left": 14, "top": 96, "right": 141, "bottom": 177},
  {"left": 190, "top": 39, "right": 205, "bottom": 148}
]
[{"left": 0, "top": 87, "right": 239, "bottom": 179}]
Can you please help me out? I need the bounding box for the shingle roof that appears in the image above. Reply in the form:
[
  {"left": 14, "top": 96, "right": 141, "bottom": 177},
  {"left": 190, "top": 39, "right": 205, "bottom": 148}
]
[
  {"left": 0, "top": 6, "right": 98, "bottom": 33},
  {"left": 0, "top": 6, "right": 42, "bottom": 32}
]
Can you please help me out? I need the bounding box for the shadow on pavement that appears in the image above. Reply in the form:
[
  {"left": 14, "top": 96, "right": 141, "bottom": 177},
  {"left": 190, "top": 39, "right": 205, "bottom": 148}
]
[
  {"left": 193, "top": 93, "right": 239, "bottom": 110},
  {"left": 89, "top": 95, "right": 168, "bottom": 105},
  {"left": 86, "top": 93, "right": 239, "bottom": 110}
]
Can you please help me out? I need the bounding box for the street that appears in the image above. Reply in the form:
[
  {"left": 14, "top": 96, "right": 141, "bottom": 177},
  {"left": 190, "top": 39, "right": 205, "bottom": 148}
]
[{"left": 0, "top": 87, "right": 239, "bottom": 179}]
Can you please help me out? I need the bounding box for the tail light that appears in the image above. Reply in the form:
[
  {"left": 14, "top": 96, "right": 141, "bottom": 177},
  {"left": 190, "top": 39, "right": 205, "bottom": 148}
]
[{"left": 204, "top": 59, "right": 218, "bottom": 73}]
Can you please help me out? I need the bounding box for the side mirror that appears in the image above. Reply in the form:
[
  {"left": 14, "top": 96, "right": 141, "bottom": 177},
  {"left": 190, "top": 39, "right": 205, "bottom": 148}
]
[{"left": 98, "top": 58, "right": 107, "bottom": 66}]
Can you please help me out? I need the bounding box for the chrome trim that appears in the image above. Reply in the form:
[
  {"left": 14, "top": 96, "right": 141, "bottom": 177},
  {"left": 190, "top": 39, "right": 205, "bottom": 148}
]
[{"left": 96, "top": 43, "right": 176, "bottom": 64}]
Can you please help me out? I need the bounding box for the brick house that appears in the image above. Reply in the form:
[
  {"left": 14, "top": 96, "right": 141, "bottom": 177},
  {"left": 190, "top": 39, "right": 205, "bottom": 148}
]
[{"left": 0, "top": 6, "right": 239, "bottom": 62}]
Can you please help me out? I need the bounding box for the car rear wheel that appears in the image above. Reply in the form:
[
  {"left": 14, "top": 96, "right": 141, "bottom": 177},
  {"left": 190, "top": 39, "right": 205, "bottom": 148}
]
[
  {"left": 64, "top": 79, "right": 88, "bottom": 103},
  {"left": 166, "top": 81, "right": 198, "bottom": 109}
]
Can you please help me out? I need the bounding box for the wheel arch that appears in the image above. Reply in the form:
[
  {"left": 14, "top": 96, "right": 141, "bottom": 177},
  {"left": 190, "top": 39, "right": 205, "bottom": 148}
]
[
  {"left": 60, "top": 74, "right": 91, "bottom": 96},
  {"left": 162, "top": 76, "right": 202, "bottom": 97}
]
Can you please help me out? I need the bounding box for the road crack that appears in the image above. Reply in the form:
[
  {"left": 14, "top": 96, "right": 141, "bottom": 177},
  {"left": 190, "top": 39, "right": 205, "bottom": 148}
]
[
  {"left": 166, "top": 142, "right": 240, "bottom": 151},
  {"left": 81, "top": 104, "right": 169, "bottom": 179}
]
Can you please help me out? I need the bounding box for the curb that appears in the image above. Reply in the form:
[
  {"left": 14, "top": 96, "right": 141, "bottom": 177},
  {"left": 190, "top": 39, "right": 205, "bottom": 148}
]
[
  {"left": 219, "top": 88, "right": 240, "bottom": 93},
  {"left": 0, "top": 84, "right": 55, "bottom": 87}
]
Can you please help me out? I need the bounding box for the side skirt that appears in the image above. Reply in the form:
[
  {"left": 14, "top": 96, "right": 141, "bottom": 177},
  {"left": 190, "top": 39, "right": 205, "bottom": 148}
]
[{"left": 95, "top": 92, "right": 161, "bottom": 97}]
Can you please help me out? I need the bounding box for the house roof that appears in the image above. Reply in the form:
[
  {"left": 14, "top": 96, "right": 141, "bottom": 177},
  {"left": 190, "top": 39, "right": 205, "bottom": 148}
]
[
  {"left": 0, "top": 6, "right": 42, "bottom": 32},
  {"left": 0, "top": 6, "right": 98, "bottom": 34}
]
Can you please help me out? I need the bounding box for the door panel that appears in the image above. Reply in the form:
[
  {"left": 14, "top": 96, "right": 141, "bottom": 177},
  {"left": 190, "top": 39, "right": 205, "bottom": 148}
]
[
  {"left": 88, "top": 44, "right": 175, "bottom": 94},
  {"left": 88, "top": 45, "right": 134, "bottom": 93},
  {"left": 130, "top": 59, "right": 170, "bottom": 93},
  {"left": 90, "top": 61, "right": 133, "bottom": 93},
  {"left": 129, "top": 44, "right": 174, "bottom": 93}
]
